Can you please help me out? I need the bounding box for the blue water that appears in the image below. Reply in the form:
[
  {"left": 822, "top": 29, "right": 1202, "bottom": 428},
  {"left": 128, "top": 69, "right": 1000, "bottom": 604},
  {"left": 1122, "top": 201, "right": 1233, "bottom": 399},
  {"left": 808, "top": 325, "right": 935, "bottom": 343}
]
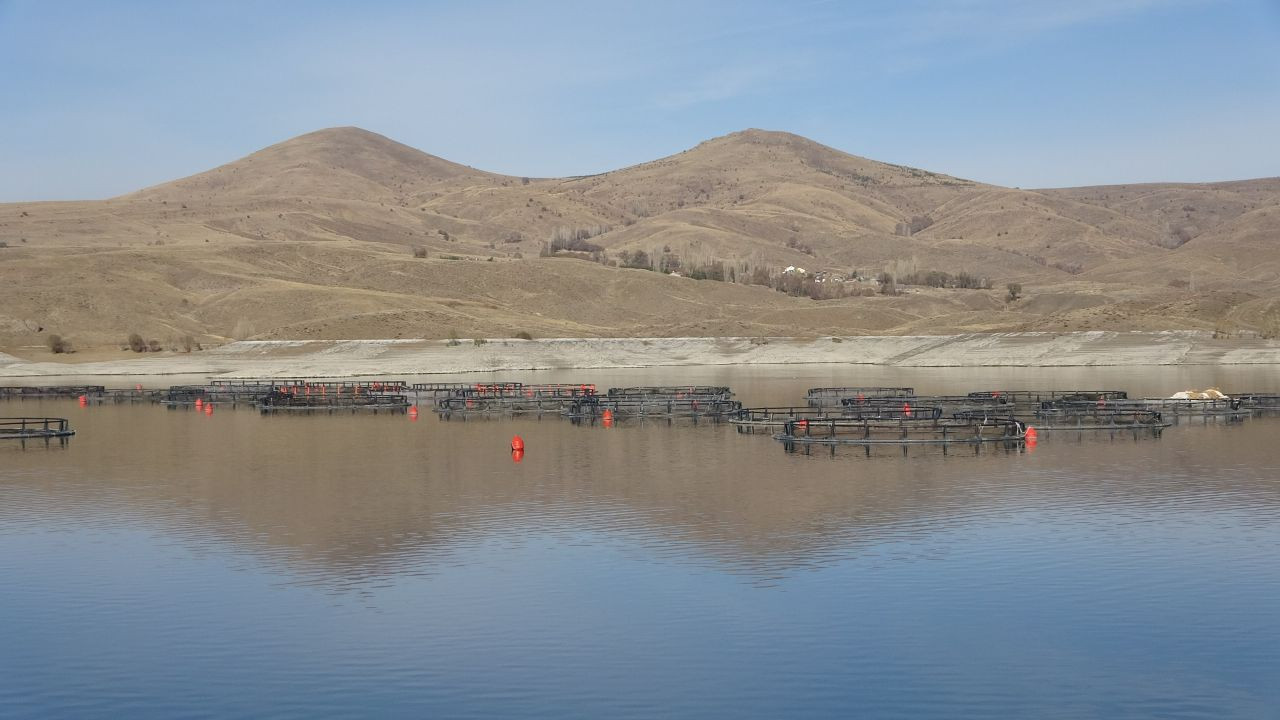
[{"left": 2, "top": 367, "right": 1278, "bottom": 718}]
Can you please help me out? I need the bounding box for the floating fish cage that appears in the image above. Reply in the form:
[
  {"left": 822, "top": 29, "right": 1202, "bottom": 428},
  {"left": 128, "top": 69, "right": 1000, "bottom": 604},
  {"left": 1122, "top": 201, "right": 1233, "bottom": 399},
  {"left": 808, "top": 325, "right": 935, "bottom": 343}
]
[
  {"left": 0, "top": 385, "right": 105, "bottom": 399},
  {"left": 411, "top": 382, "right": 524, "bottom": 397},
  {"left": 160, "top": 384, "right": 259, "bottom": 406},
  {"left": 1109, "top": 398, "right": 1248, "bottom": 415},
  {"left": 435, "top": 395, "right": 580, "bottom": 414},
  {"left": 1233, "top": 393, "right": 1280, "bottom": 411},
  {"left": 966, "top": 390, "right": 1129, "bottom": 404},
  {"left": 731, "top": 405, "right": 942, "bottom": 432},
  {"left": 783, "top": 437, "right": 1027, "bottom": 458},
  {"left": 563, "top": 395, "right": 742, "bottom": 418},
  {"left": 211, "top": 378, "right": 408, "bottom": 394},
  {"left": 807, "top": 387, "right": 914, "bottom": 407},
  {"left": 775, "top": 416, "right": 1026, "bottom": 445},
  {"left": 0, "top": 417, "right": 75, "bottom": 439},
  {"left": 160, "top": 380, "right": 411, "bottom": 407},
  {"left": 968, "top": 407, "right": 1170, "bottom": 431},
  {"left": 606, "top": 386, "right": 731, "bottom": 398},
  {"left": 93, "top": 388, "right": 162, "bottom": 404},
  {"left": 835, "top": 392, "right": 1134, "bottom": 417},
  {"left": 258, "top": 392, "right": 410, "bottom": 413},
  {"left": 511, "top": 384, "right": 597, "bottom": 397},
  {"left": 731, "top": 407, "right": 850, "bottom": 432}
]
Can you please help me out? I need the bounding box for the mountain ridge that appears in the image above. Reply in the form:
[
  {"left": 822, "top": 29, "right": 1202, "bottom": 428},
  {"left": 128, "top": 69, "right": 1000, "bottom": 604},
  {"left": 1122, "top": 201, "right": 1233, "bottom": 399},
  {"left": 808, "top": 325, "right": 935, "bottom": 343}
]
[{"left": 1, "top": 126, "right": 1277, "bottom": 349}]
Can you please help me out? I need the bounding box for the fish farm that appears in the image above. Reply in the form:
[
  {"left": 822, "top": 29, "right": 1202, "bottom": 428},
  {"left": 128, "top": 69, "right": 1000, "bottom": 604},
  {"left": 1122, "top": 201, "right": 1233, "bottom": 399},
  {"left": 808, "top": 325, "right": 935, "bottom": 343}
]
[{"left": 0, "top": 381, "right": 1268, "bottom": 449}]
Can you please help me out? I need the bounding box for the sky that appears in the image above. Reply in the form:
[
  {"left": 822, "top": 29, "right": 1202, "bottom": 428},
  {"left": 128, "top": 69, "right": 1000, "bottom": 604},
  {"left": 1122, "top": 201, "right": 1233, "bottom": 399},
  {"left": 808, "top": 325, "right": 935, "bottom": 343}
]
[{"left": 1, "top": 0, "right": 1278, "bottom": 201}]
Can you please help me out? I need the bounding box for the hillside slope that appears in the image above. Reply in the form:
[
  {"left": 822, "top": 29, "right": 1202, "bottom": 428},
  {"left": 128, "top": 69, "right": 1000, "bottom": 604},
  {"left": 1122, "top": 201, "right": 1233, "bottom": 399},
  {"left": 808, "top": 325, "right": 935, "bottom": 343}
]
[{"left": 2, "top": 127, "right": 1277, "bottom": 351}]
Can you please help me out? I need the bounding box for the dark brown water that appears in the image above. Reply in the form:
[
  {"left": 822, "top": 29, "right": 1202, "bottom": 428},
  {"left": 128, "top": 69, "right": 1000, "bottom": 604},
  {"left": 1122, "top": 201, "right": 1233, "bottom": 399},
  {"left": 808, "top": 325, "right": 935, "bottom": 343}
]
[{"left": 2, "top": 366, "right": 1278, "bottom": 718}]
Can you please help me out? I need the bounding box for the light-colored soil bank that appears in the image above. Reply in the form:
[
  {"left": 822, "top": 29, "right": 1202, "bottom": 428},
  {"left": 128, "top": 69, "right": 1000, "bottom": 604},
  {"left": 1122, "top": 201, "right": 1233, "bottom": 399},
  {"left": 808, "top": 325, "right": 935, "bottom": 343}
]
[{"left": 1, "top": 332, "right": 1277, "bottom": 378}]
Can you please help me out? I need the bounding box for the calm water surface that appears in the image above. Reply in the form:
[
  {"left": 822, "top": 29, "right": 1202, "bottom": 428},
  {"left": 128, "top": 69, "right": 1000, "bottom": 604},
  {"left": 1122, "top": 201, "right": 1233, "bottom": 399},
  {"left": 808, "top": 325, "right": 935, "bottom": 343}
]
[{"left": 2, "top": 366, "right": 1279, "bottom": 718}]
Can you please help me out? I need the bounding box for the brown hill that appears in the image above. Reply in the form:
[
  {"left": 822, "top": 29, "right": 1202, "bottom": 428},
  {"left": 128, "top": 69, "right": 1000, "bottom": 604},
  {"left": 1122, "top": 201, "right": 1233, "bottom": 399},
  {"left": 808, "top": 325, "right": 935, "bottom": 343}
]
[
  {"left": 135, "top": 126, "right": 503, "bottom": 201},
  {"left": 2, "top": 127, "right": 1278, "bottom": 354}
]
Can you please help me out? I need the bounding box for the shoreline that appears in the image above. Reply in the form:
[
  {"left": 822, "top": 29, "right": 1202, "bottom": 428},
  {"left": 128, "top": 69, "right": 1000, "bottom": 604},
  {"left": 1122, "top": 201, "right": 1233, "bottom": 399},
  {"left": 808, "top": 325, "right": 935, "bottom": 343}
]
[{"left": 1, "top": 332, "right": 1278, "bottom": 378}]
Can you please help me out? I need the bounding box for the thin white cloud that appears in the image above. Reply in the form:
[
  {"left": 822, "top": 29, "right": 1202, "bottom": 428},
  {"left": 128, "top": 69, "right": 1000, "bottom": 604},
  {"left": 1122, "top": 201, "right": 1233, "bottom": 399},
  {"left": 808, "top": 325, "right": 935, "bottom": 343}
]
[{"left": 654, "top": 61, "right": 806, "bottom": 110}]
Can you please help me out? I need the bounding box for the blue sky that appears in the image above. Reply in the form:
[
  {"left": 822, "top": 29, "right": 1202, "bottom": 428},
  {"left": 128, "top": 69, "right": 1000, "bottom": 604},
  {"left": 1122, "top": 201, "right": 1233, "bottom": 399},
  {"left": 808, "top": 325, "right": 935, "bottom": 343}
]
[{"left": 1, "top": 0, "right": 1277, "bottom": 200}]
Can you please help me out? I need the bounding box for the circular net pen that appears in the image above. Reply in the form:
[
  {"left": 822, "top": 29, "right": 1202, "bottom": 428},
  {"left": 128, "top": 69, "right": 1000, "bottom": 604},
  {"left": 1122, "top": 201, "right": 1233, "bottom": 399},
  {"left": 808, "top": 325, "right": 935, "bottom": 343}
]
[
  {"left": 411, "top": 382, "right": 524, "bottom": 399},
  {"left": 783, "top": 436, "right": 1027, "bottom": 458},
  {"left": 494, "top": 384, "right": 597, "bottom": 398},
  {"left": 1124, "top": 398, "right": 1248, "bottom": 416},
  {"left": 961, "top": 407, "right": 1172, "bottom": 431},
  {"left": 840, "top": 394, "right": 972, "bottom": 410},
  {"left": 214, "top": 379, "right": 408, "bottom": 395},
  {"left": 91, "top": 388, "right": 162, "bottom": 404},
  {"left": 563, "top": 396, "right": 742, "bottom": 419},
  {"left": 775, "top": 416, "right": 1026, "bottom": 445},
  {"left": 806, "top": 387, "right": 914, "bottom": 408},
  {"left": 162, "top": 380, "right": 411, "bottom": 407},
  {"left": 606, "top": 386, "right": 732, "bottom": 398},
  {"left": 435, "top": 395, "right": 582, "bottom": 415},
  {"left": 731, "top": 405, "right": 942, "bottom": 433},
  {"left": 0, "top": 385, "right": 105, "bottom": 400},
  {"left": 731, "top": 407, "right": 849, "bottom": 433},
  {"left": 879, "top": 391, "right": 1130, "bottom": 416},
  {"left": 967, "top": 389, "right": 1128, "bottom": 405},
  {"left": 1231, "top": 393, "right": 1280, "bottom": 413},
  {"left": 0, "top": 417, "right": 75, "bottom": 439},
  {"left": 258, "top": 391, "right": 410, "bottom": 413}
]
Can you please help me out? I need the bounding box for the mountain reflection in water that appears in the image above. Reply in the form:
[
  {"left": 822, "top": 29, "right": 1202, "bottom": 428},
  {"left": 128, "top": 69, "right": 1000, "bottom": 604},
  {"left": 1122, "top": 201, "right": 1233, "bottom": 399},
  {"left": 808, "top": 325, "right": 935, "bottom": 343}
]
[{"left": 2, "top": 366, "right": 1278, "bottom": 718}]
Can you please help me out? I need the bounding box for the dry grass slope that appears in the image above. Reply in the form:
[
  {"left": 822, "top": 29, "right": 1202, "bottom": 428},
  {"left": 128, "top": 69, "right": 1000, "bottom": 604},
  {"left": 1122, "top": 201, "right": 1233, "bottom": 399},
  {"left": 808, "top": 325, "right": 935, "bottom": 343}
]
[{"left": 2, "top": 126, "right": 1278, "bottom": 355}]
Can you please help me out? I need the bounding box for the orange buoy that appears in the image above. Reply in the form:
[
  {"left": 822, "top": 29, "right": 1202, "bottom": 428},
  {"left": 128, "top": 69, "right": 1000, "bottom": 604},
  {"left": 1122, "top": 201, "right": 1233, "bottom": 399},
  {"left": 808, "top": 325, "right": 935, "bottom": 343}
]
[
  {"left": 903, "top": 402, "right": 912, "bottom": 417},
  {"left": 135, "top": 383, "right": 143, "bottom": 392},
  {"left": 510, "top": 435, "right": 525, "bottom": 451},
  {"left": 602, "top": 417, "right": 614, "bottom": 428},
  {"left": 408, "top": 406, "right": 419, "bottom": 417},
  {"left": 1025, "top": 426, "right": 1038, "bottom": 440},
  {"left": 78, "top": 394, "right": 88, "bottom": 407},
  {"left": 602, "top": 409, "right": 613, "bottom": 421},
  {"left": 195, "top": 397, "right": 203, "bottom": 407},
  {"left": 204, "top": 403, "right": 213, "bottom": 415},
  {"left": 511, "top": 448, "right": 525, "bottom": 463}
]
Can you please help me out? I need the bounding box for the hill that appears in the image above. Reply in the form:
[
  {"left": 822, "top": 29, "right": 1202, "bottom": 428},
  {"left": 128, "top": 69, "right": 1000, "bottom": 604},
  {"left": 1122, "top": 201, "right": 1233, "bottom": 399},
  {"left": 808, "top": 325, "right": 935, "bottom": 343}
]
[{"left": 1, "top": 127, "right": 1278, "bottom": 353}]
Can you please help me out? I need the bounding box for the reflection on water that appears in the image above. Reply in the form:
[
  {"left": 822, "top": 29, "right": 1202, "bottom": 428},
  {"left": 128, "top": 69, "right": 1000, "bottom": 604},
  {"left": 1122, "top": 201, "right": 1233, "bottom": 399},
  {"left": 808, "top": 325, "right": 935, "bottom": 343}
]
[{"left": 2, "top": 366, "right": 1279, "bottom": 718}]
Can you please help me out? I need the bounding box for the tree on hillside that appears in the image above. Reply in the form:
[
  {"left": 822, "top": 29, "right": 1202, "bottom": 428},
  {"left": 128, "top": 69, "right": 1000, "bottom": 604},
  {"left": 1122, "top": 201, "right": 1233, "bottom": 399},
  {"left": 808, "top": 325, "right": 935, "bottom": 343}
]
[
  {"left": 879, "top": 273, "right": 897, "bottom": 296},
  {"left": 1006, "top": 283, "right": 1023, "bottom": 302}
]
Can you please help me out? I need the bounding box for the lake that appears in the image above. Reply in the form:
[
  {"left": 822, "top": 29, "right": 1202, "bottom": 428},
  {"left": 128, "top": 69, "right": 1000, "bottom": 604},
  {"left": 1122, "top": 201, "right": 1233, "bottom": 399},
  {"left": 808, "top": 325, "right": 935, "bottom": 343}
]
[{"left": 2, "top": 365, "right": 1278, "bottom": 719}]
